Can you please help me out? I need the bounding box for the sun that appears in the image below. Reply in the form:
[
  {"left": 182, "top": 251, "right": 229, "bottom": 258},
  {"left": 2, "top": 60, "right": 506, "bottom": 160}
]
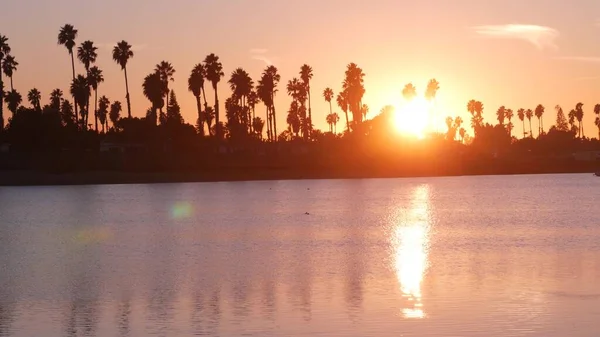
[{"left": 393, "top": 97, "right": 431, "bottom": 139}]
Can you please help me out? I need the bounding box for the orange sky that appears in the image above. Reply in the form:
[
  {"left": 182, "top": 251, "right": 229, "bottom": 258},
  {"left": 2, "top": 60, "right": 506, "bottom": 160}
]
[{"left": 2, "top": 0, "right": 600, "bottom": 137}]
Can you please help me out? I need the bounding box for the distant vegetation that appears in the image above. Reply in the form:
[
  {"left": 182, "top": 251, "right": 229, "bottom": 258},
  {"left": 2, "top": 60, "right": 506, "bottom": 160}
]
[{"left": 1, "top": 27, "right": 599, "bottom": 181}]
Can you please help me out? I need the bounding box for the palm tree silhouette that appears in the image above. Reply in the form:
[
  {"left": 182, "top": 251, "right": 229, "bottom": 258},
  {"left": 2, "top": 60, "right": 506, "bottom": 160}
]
[
  {"left": 568, "top": 109, "right": 578, "bottom": 134},
  {"left": 525, "top": 109, "right": 533, "bottom": 137},
  {"left": 50, "top": 89, "right": 63, "bottom": 111},
  {"left": 402, "top": 83, "right": 417, "bottom": 102},
  {"left": 323, "top": 87, "right": 334, "bottom": 117},
  {"left": 88, "top": 66, "right": 104, "bottom": 131},
  {"left": 534, "top": 104, "right": 545, "bottom": 137},
  {"left": 425, "top": 79, "right": 440, "bottom": 131},
  {"left": 70, "top": 75, "right": 90, "bottom": 126},
  {"left": 326, "top": 113, "right": 334, "bottom": 132},
  {"left": 203, "top": 106, "right": 215, "bottom": 135},
  {"left": 287, "top": 77, "right": 308, "bottom": 140},
  {"left": 112, "top": 41, "right": 134, "bottom": 118},
  {"left": 343, "top": 63, "right": 366, "bottom": 127},
  {"left": 594, "top": 104, "right": 600, "bottom": 140},
  {"left": 188, "top": 64, "right": 206, "bottom": 136},
  {"left": 228, "top": 68, "right": 254, "bottom": 132},
  {"left": 361, "top": 104, "right": 369, "bottom": 120},
  {"left": 505, "top": 108, "right": 514, "bottom": 137},
  {"left": 0, "top": 34, "right": 10, "bottom": 130},
  {"left": 517, "top": 108, "right": 525, "bottom": 138},
  {"left": 252, "top": 116, "right": 264, "bottom": 138},
  {"left": 467, "top": 99, "right": 483, "bottom": 136},
  {"left": 109, "top": 101, "right": 122, "bottom": 130},
  {"left": 459, "top": 128, "right": 466, "bottom": 143},
  {"left": 98, "top": 95, "right": 109, "bottom": 133},
  {"left": 264, "top": 66, "right": 280, "bottom": 141},
  {"left": 58, "top": 24, "right": 78, "bottom": 122},
  {"left": 332, "top": 112, "right": 340, "bottom": 134},
  {"left": 248, "top": 90, "right": 258, "bottom": 133},
  {"left": 143, "top": 71, "right": 165, "bottom": 125},
  {"left": 337, "top": 91, "right": 349, "bottom": 132},
  {"left": 2, "top": 54, "right": 17, "bottom": 91},
  {"left": 256, "top": 75, "right": 273, "bottom": 141},
  {"left": 575, "top": 102, "right": 584, "bottom": 138},
  {"left": 155, "top": 61, "right": 175, "bottom": 119},
  {"left": 204, "top": 54, "right": 224, "bottom": 139},
  {"left": 496, "top": 106, "right": 506, "bottom": 126},
  {"left": 286, "top": 100, "right": 301, "bottom": 138},
  {"left": 27, "top": 88, "right": 41, "bottom": 111},
  {"left": 300, "top": 64, "right": 314, "bottom": 138},
  {"left": 5, "top": 89, "right": 22, "bottom": 116}
]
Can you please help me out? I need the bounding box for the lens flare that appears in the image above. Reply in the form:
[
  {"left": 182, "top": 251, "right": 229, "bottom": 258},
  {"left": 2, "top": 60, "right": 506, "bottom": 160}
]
[{"left": 170, "top": 202, "right": 193, "bottom": 219}]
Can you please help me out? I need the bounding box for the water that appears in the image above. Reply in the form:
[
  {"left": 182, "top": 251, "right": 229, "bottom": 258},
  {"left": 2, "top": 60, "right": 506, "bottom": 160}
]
[{"left": 1, "top": 174, "right": 600, "bottom": 337}]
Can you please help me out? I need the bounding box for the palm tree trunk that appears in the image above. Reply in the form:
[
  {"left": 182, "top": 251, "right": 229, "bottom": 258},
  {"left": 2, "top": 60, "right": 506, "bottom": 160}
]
[
  {"left": 307, "top": 85, "right": 312, "bottom": 140},
  {"left": 195, "top": 95, "right": 204, "bottom": 136},
  {"left": 328, "top": 101, "right": 332, "bottom": 115},
  {"left": 10, "top": 76, "right": 13, "bottom": 91},
  {"left": 0, "top": 75, "right": 4, "bottom": 131},
  {"left": 271, "top": 99, "right": 277, "bottom": 142},
  {"left": 528, "top": 119, "right": 532, "bottom": 137},
  {"left": 94, "top": 89, "right": 98, "bottom": 132},
  {"left": 344, "top": 110, "right": 349, "bottom": 132},
  {"left": 214, "top": 86, "right": 220, "bottom": 139},
  {"left": 522, "top": 121, "right": 525, "bottom": 138},
  {"left": 70, "top": 52, "right": 79, "bottom": 127},
  {"left": 541, "top": 117, "right": 544, "bottom": 135},
  {"left": 124, "top": 66, "right": 132, "bottom": 118}
]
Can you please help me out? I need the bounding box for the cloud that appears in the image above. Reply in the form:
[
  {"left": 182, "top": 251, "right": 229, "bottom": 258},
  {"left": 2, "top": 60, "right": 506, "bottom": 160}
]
[
  {"left": 556, "top": 56, "right": 600, "bottom": 62},
  {"left": 472, "top": 24, "right": 559, "bottom": 50},
  {"left": 250, "top": 48, "right": 275, "bottom": 66}
]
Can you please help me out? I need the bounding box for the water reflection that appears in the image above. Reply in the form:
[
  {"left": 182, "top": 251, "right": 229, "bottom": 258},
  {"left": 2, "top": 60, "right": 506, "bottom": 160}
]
[{"left": 393, "top": 185, "right": 432, "bottom": 319}]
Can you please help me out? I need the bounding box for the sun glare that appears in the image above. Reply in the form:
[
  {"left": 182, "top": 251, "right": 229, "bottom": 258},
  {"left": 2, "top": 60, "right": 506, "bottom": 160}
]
[{"left": 394, "top": 97, "right": 431, "bottom": 139}]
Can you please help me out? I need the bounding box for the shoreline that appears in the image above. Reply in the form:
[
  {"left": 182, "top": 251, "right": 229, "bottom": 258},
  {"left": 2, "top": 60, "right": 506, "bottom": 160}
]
[{"left": 0, "top": 167, "right": 595, "bottom": 186}]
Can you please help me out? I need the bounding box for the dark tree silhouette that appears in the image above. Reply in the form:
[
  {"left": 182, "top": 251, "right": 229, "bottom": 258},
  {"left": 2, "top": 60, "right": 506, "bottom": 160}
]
[
  {"left": 256, "top": 74, "right": 273, "bottom": 141},
  {"left": 575, "top": 102, "right": 584, "bottom": 138},
  {"left": 300, "top": 64, "right": 314, "bottom": 138},
  {"left": 496, "top": 106, "right": 506, "bottom": 126},
  {"left": 228, "top": 68, "right": 254, "bottom": 132},
  {"left": 535, "top": 104, "right": 545, "bottom": 137},
  {"left": 98, "top": 95, "right": 109, "bottom": 133},
  {"left": 467, "top": 100, "right": 483, "bottom": 136},
  {"left": 143, "top": 71, "right": 165, "bottom": 125},
  {"left": 264, "top": 66, "right": 280, "bottom": 141},
  {"left": 5, "top": 89, "right": 22, "bottom": 116},
  {"left": 343, "top": 63, "right": 366, "bottom": 128},
  {"left": 70, "top": 75, "right": 90, "bottom": 127},
  {"left": 166, "top": 90, "right": 183, "bottom": 125},
  {"left": 188, "top": 63, "right": 206, "bottom": 136},
  {"left": 112, "top": 41, "right": 134, "bottom": 118},
  {"left": 517, "top": 108, "right": 525, "bottom": 137},
  {"left": 27, "top": 88, "right": 41, "bottom": 111},
  {"left": 505, "top": 108, "right": 514, "bottom": 137},
  {"left": 555, "top": 105, "right": 569, "bottom": 132},
  {"left": 58, "top": 24, "right": 78, "bottom": 122},
  {"left": 109, "top": 101, "right": 122, "bottom": 130},
  {"left": 49, "top": 89, "right": 63, "bottom": 111},
  {"left": 204, "top": 54, "right": 224, "bottom": 139},
  {"left": 337, "top": 91, "right": 349, "bottom": 132},
  {"left": 88, "top": 66, "right": 104, "bottom": 131},
  {"left": 2, "top": 54, "right": 17, "bottom": 91},
  {"left": 155, "top": 61, "right": 175, "bottom": 117},
  {"left": 594, "top": 104, "right": 600, "bottom": 139},
  {"left": 525, "top": 109, "right": 533, "bottom": 137},
  {"left": 323, "top": 87, "right": 334, "bottom": 117},
  {"left": 287, "top": 77, "right": 308, "bottom": 140}
]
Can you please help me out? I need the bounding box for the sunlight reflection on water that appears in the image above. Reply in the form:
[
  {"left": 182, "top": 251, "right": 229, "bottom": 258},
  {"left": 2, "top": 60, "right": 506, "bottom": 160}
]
[{"left": 393, "top": 184, "right": 431, "bottom": 319}]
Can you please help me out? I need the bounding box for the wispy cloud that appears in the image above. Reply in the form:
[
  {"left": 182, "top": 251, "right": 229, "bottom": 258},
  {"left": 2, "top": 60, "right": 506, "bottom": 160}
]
[
  {"left": 250, "top": 48, "right": 275, "bottom": 66},
  {"left": 472, "top": 24, "right": 559, "bottom": 50},
  {"left": 556, "top": 56, "right": 600, "bottom": 62}
]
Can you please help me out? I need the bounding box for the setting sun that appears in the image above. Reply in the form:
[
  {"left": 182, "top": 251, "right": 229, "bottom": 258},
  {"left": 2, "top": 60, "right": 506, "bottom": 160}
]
[{"left": 394, "top": 97, "right": 431, "bottom": 138}]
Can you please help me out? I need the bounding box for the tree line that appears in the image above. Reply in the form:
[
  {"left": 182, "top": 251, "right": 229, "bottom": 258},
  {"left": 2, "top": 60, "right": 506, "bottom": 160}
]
[{"left": 2, "top": 25, "right": 600, "bottom": 155}]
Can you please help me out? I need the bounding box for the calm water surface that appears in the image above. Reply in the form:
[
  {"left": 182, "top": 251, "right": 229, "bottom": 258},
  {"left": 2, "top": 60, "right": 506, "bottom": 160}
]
[{"left": 1, "top": 174, "right": 600, "bottom": 336}]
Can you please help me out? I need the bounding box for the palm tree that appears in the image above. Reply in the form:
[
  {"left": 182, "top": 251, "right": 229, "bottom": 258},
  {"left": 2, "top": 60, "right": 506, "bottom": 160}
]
[
  {"left": 112, "top": 41, "right": 134, "bottom": 118},
  {"left": 361, "top": 104, "right": 369, "bottom": 120},
  {"left": 575, "top": 102, "right": 584, "bottom": 138},
  {"left": 337, "top": 91, "right": 349, "bottom": 132},
  {"left": 342, "top": 63, "right": 366, "bottom": 127},
  {"left": 248, "top": 90, "right": 258, "bottom": 131},
  {"left": 525, "top": 109, "right": 533, "bottom": 137},
  {"left": 2, "top": 54, "right": 18, "bottom": 90},
  {"left": 87, "top": 66, "right": 104, "bottom": 131},
  {"left": 323, "top": 87, "right": 334, "bottom": 116},
  {"left": 252, "top": 116, "right": 264, "bottom": 139},
  {"left": 155, "top": 61, "right": 175, "bottom": 113},
  {"left": 0, "top": 34, "right": 10, "bottom": 130},
  {"left": 188, "top": 63, "right": 206, "bottom": 136},
  {"left": 58, "top": 24, "right": 79, "bottom": 121},
  {"left": 300, "top": 64, "right": 314, "bottom": 138},
  {"left": 70, "top": 75, "right": 90, "bottom": 127},
  {"left": 425, "top": 79, "right": 440, "bottom": 131},
  {"left": 459, "top": 128, "right": 466, "bottom": 143},
  {"left": 264, "top": 65, "right": 280, "bottom": 141},
  {"left": 98, "top": 95, "right": 110, "bottom": 133},
  {"left": 496, "top": 106, "right": 506, "bottom": 126},
  {"left": 402, "top": 83, "right": 417, "bottom": 102},
  {"left": 594, "top": 104, "right": 600, "bottom": 139},
  {"left": 517, "top": 108, "right": 525, "bottom": 138},
  {"left": 204, "top": 53, "right": 224, "bottom": 139},
  {"left": 534, "top": 104, "right": 545, "bottom": 137},
  {"left": 203, "top": 106, "right": 215, "bottom": 135},
  {"left": 467, "top": 99, "right": 484, "bottom": 136},
  {"left": 326, "top": 113, "right": 334, "bottom": 132},
  {"left": 256, "top": 75, "right": 273, "bottom": 141},
  {"left": 50, "top": 89, "right": 63, "bottom": 111},
  {"left": 505, "top": 108, "right": 514, "bottom": 137},
  {"left": 228, "top": 67, "right": 254, "bottom": 132},
  {"left": 568, "top": 109, "right": 578, "bottom": 134},
  {"left": 332, "top": 112, "right": 340, "bottom": 134},
  {"left": 77, "top": 41, "right": 97, "bottom": 74},
  {"left": 4, "top": 89, "right": 22, "bottom": 116},
  {"left": 27, "top": 88, "right": 41, "bottom": 111},
  {"left": 109, "top": 101, "right": 122, "bottom": 130},
  {"left": 143, "top": 71, "right": 165, "bottom": 125}
]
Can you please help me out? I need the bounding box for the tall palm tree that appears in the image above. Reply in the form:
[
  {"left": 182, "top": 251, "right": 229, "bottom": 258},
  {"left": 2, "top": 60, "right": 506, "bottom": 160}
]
[
  {"left": 300, "top": 64, "right": 314, "bottom": 138},
  {"left": 50, "top": 89, "right": 63, "bottom": 111},
  {"left": 77, "top": 40, "right": 97, "bottom": 123},
  {"left": 88, "top": 66, "right": 104, "bottom": 131},
  {"left": 0, "top": 34, "right": 10, "bottom": 130},
  {"left": 402, "top": 83, "right": 417, "bottom": 102},
  {"left": 256, "top": 75, "right": 272, "bottom": 141},
  {"left": 58, "top": 24, "right": 78, "bottom": 121},
  {"left": 203, "top": 106, "right": 215, "bottom": 135},
  {"left": 425, "top": 79, "right": 440, "bottom": 131},
  {"left": 143, "top": 71, "right": 166, "bottom": 125},
  {"left": 112, "top": 41, "right": 134, "bottom": 118},
  {"left": 575, "top": 102, "right": 584, "bottom": 138},
  {"left": 27, "top": 88, "right": 41, "bottom": 111},
  {"left": 332, "top": 112, "right": 340, "bottom": 134},
  {"left": 505, "top": 108, "right": 514, "bottom": 137},
  {"left": 155, "top": 61, "right": 175, "bottom": 113},
  {"left": 98, "top": 95, "right": 110, "bottom": 133},
  {"left": 343, "top": 63, "right": 366, "bottom": 127},
  {"left": 188, "top": 63, "right": 206, "bottom": 136},
  {"left": 252, "top": 116, "right": 264, "bottom": 139},
  {"left": 204, "top": 53, "right": 224, "bottom": 139},
  {"left": 323, "top": 87, "right": 334, "bottom": 117},
  {"left": 326, "top": 113, "right": 334, "bottom": 132},
  {"left": 287, "top": 77, "right": 308, "bottom": 140},
  {"left": 496, "top": 106, "right": 506, "bottom": 126},
  {"left": 594, "top": 104, "right": 600, "bottom": 139},
  {"left": 264, "top": 65, "right": 280, "bottom": 141},
  {"left": 2, "top": 54, "right": 17, "bottom": 90},
  {"left": 534, "top": 104, "right": 545, "bottom": 137},
  {"left": 5, "top": 89, "right": 22, "bottom": 116},
  {"left": 70, "top": 75, "right": 90, "bottom": 128},
  {"left": 525, "top": 109, "right": 533, "bottom": 137},
  {"left": 248, "top": 90, "right": 258, "bottom": 131},
  {"left": 517, "top": 108, "right": 525, "bottom": 137},
  {"left": 109, "top": 101, "right": 122, "bottom": 130},
  {"left": 337, "top": 91, "right": 349, "bottom": 132},
  {"left": 228, "top": 67, "right": 254, "bottom": 132},
  {"left": 467, "top": 99, "right": 484, "bottom": 136}
]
